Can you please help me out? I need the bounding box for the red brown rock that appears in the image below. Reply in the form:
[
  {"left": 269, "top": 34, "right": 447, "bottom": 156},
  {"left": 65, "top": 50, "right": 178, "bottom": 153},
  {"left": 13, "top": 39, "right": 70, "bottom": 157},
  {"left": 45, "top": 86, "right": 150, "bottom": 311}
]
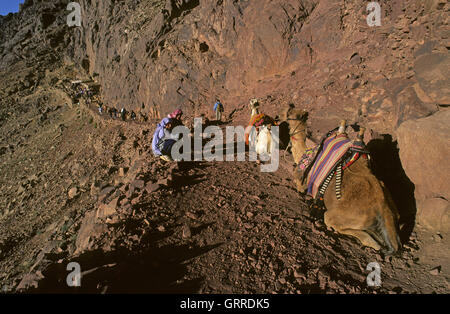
[
  {"left": 145, "top": 182, "right": 160, "bottom": 194},
  {"left": 68, "top": 187, "right": 78, "bottom": 200},
  {"left": 397, "top": 109, "right": 450, "bottom": 232},
  {"left": 75, "top": 210, "right": 108, "bottom": 254},
  {"left": 96, "top": 197, "right": 119, "bottom": 219}
]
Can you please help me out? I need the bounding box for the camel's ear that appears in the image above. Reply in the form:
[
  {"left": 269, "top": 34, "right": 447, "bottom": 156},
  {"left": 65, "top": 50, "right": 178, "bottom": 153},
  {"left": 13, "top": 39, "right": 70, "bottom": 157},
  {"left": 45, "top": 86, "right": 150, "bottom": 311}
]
[{"left": 282, "top": 104, "right": 296, "bottom": 121}]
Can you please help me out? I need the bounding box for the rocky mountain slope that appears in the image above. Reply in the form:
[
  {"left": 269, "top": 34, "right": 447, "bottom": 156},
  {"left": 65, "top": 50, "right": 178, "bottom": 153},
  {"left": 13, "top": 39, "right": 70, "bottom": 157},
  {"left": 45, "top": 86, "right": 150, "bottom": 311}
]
[
  {"left": 0, "top": 0, "right": 448, "bottom": 293},
  {"left": 3, "top": 0, "right": 448, "bottom": 128}
]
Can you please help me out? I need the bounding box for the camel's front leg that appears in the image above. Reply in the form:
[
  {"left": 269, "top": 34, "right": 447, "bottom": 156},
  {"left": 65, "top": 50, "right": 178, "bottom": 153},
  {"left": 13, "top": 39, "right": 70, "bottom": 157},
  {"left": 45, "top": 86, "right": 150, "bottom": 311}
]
[{"left": 324, "top": 211, "right": 382, "bottom": 251}]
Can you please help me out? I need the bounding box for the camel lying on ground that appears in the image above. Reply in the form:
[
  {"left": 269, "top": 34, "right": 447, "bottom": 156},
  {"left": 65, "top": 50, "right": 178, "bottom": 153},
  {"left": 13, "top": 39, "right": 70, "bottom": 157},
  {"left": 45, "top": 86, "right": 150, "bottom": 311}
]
[{"left": 283, "top": 105, "right": 401, "bottom": 254}]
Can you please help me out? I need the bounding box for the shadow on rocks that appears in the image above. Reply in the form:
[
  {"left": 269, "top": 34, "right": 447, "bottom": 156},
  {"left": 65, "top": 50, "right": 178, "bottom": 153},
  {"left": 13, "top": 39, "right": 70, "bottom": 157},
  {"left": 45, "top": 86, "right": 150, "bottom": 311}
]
[
  {"left": 24, "top": 229, "right": 221, "bottom": 294},
  {"left": 367, "top": 134, "right": 417, "bottom": 244}
]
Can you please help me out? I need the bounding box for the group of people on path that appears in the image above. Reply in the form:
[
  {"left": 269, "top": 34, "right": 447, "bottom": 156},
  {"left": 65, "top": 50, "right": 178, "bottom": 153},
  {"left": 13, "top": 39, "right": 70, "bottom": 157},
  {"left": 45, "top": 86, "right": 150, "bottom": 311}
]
[
  {"left": 69, "top": 81, "right": 142, "bottom": 123},
  {"left": 70, "top": 83, "right": 95, "bottom": 105},
  {"left": 150, "top": 98, "right": 269, "bottom": 162},
  {"left": 74, "top": 84, "right": 261, "bottom": 164},
  {"left": 98, "top": 104, "right": 138, "bottom": 122}
]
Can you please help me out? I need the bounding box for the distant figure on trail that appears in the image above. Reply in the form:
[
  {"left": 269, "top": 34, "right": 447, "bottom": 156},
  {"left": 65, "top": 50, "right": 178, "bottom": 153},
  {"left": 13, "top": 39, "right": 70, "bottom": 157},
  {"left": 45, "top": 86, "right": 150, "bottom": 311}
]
[
  {"left": 111, "top": 107, "right": 118, "bottom": 119},
  {"left": 249, "top": 98, "right": 260, "bottom": 118},
  {"left": 152, "top": 117, "right": 180, "bottom": 162},
  {"left": 98, "top": 103, "right": 103, "bottom": 114},
  {"left": 139, "top": 112, "right": 147, "bottom": 122},
  {"left": 213, "top": 99, "right": 224, "bottom": 122},
  {"left": 120, "top": 108, "right": 126, "bottom": 121}
]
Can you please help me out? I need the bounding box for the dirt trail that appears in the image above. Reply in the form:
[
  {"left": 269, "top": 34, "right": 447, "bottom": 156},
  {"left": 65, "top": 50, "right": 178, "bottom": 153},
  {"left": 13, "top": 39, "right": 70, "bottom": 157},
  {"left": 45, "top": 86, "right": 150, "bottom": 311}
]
[{"left": 24, "top": 116, "right": 449, "bottom": 294}]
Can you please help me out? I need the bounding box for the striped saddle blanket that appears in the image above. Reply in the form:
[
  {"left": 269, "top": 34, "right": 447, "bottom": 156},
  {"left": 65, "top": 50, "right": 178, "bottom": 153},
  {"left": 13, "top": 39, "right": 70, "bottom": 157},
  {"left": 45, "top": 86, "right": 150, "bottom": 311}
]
[{"left": 307, "top": 133, "right": 353, "bottom": 198}]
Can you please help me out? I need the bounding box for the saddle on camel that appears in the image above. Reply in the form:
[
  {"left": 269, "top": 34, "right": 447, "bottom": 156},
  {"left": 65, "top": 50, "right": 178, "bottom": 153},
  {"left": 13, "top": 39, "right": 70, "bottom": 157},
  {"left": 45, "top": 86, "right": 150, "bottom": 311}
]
[
  {"left": 245, "top": 113, "right": 277, "bottom": 146},
  {"left": 284, "top": 105, "right": 401, "bottom": 254},
  {"left": 299, "top": 120, "right": 370, "bottom": 200}
]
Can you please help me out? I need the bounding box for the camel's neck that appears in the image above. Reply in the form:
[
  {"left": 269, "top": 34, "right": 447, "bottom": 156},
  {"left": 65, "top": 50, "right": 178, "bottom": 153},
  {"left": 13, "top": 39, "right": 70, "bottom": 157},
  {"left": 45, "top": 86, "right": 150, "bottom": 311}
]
[
  {"left": 289, "top": 122, "right": 307, "bottom": 164},
  {"left": 251, "top": 108, "right": 259, "bottom": 117}
]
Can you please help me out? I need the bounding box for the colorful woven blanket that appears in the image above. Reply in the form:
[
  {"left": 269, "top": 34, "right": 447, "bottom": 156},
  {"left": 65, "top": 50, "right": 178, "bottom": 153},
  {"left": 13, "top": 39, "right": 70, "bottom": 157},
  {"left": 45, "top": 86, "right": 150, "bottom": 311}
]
[
  {"left": 248, "top": 114, "right": 276, "bottom": 128},
  {"left": 307, "top": 133, "right": 353, "bottom": 198},
  {"left": 245, "top": 114, "right": 276, "bottom": 145},
  {"left": 298, "top": 146, "right": 320, "bottom": 171}
]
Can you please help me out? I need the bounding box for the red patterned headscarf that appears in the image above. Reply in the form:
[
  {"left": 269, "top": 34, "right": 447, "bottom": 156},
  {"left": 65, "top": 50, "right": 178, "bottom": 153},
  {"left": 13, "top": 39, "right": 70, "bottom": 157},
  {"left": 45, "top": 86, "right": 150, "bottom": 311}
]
[{"left": 168, "top": 109, "right": 183, "bottom": 119}]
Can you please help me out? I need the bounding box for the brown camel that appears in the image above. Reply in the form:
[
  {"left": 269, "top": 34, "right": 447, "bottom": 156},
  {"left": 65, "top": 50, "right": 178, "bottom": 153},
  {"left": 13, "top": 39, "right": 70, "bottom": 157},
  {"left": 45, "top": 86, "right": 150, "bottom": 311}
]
[{"left": 283, "top": 105, "right": 401, "bottom": 254}]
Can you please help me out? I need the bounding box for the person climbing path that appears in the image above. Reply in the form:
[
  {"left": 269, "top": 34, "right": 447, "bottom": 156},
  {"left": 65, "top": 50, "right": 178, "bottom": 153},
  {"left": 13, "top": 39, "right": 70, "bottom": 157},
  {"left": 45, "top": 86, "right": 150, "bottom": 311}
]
[{"left": 214, "top": 99, "right": 224, "bottom": 122}]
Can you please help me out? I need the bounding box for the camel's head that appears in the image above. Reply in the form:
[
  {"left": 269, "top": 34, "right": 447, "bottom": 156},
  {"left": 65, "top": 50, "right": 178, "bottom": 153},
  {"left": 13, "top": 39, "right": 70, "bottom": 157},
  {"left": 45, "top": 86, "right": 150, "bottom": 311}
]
[
  {"left": 249, "top": 98, "right": 259, "bottom": 108},
  {"left": 283, "top": 104, "right": 309, "bottom": 126},
  {"left": 282, "top": 104, "right": 309, "bottom": 141}
]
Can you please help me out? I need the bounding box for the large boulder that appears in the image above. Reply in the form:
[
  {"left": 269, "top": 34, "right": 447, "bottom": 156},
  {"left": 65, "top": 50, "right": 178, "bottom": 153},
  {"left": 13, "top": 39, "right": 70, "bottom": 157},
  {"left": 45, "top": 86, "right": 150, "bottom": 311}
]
[
  {"left": 414, "top": 52, "right": 450, "bottom": 106},
  {"left": 397, "top": 109, "right": 450, "bottom": 232},
  {"left": 417, "top": 198, "right": 450, "bottom": 232}
]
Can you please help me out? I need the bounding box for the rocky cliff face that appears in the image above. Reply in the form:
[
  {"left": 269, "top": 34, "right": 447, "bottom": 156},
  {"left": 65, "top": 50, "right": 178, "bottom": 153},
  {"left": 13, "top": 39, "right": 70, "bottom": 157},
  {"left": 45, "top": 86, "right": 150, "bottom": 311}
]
[
  {"left": 2, "top": 0, "right": 447, "bottom": 132},
  {"left": 397, "top": 109, "right": 450, "bottom": 233},
  {"left": 67, "top": 0, "right": 319, "bottom": 119},
  {"left": 0, "top": 0, "right": 70, "bottom": 67},
  {"left": 68, "top": 0, "right": 450, "bottom": 133}
]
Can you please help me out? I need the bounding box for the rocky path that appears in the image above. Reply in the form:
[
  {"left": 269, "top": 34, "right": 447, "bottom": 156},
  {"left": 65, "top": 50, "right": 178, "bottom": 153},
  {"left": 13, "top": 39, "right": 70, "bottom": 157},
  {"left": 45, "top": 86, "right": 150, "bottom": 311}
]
[
  {"left": 0, "top": 64, "right": 446, "bottom": 294},
  {"left": 21, "top": 118, "right": 448, "bottom": 294}
]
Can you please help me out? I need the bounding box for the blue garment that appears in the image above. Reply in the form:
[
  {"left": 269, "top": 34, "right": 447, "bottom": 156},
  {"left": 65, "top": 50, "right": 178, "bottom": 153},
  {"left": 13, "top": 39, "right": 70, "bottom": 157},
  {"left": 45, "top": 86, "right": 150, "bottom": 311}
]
[
  {"left": 214, "top": 102, "right": 223, "bottom": 112},
  {"left": 152, "top": 118, "right": 171, "bottom": 156},
  {"left": 159, "top": 139, "right": 176, "bottom": 156}
]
